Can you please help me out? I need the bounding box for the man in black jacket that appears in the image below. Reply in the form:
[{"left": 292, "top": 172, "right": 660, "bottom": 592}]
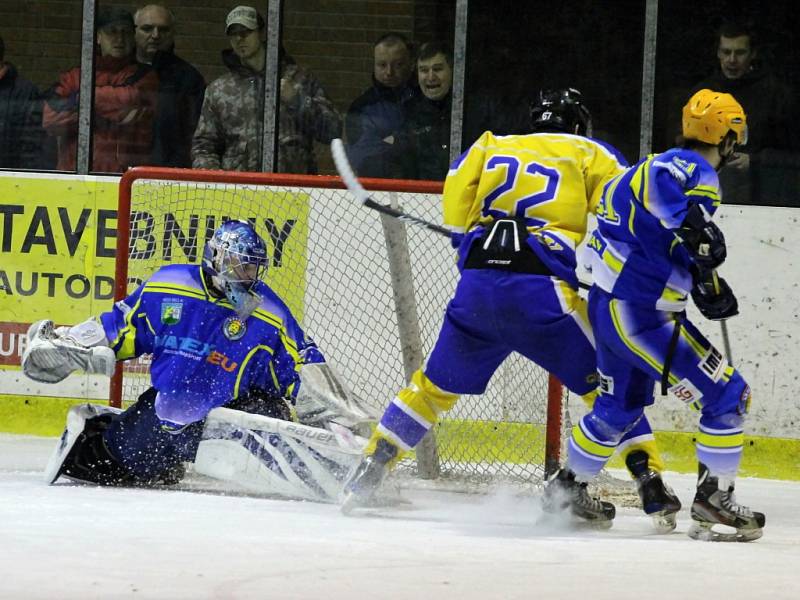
[
  {"left": 134, "top": 4, "right": 205, "bottom": 167},
  {"left": 405, "top": 41, "right": 453, "bottom": 181},
  {"left": 0, "top": 35, "right": 45, "bottom": 169},
  {"left": 345, "top": 33, "right": 417, "bottom": 179},
  {"left": 689, "top": 20, "right": 799, "bottom": 206}
]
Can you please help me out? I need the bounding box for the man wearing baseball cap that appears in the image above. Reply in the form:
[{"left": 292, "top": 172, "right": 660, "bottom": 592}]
[
  {"left": 225, "top": 5, "right": 262, "bottom": 33},
  {"left": 192, "top": 5, "right": 341, "bottom": 174}
]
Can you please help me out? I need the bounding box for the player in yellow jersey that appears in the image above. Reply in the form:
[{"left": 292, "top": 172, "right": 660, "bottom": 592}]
[{"left": 342, "top": 89, "right": 679, "bottom": 528}]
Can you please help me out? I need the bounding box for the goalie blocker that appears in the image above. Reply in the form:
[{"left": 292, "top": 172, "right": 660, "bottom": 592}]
[{"left": 47, "top": 387, "right": 367, "bottom": 502}]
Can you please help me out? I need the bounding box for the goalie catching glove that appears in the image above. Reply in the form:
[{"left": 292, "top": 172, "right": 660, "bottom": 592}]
[
  {"left": 677, "top": 203, "right": 727, "bottom": 270},
  {"left": 691, "top": 270, "right": 738, "bottom": 321},
  {"left": 22, "top": 319, "right": 116, "bottom": 383}
]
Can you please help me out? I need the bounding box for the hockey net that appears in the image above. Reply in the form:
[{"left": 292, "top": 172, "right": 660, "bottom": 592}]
[{"left": 112, "top": 167, "right": 570, "bottom": 491}]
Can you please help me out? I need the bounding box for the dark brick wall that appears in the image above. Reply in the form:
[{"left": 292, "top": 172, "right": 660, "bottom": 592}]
[{"left": 1, "top": 0, "right": 453, "bottom": 114}]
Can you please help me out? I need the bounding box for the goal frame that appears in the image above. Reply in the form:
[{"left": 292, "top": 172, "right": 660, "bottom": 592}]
[{"left": 112, "top": 166, "right": 565, "bottom": 480}]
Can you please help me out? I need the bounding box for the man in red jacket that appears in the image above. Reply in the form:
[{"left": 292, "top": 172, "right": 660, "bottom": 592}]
[{"left": 43, "top": 7, "right": 158, "bottom": 173}]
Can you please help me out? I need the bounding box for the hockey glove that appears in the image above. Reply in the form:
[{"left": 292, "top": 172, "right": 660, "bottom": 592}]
[
  {"left": 677, "top": 204, "right": 727, "bottom": 270},
  {"left": 691, "top": 271, "right": 738, "bottom": 321}
]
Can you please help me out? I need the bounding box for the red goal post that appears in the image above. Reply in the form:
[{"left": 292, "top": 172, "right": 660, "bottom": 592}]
[{"left": 113, "top": 166, "right": 566, "bottom": 486}]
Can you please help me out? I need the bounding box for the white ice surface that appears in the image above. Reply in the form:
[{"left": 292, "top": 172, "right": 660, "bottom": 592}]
[{"left": 1, "top": 434, "right": 798, "bottom": 600}]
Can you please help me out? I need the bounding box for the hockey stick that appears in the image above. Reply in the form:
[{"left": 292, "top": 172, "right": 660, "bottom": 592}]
[
  {"left": 331, "top": 139, "right": 592, "bottom": 291},
  {"left": 720, "top": 320, "right": 733, "bottom": 364},
  {"left": 330, "top": 138, "right": 451, "bottom": 236},
  {"left": 708, "top": 270, "right": 734, "bottom": 364}
]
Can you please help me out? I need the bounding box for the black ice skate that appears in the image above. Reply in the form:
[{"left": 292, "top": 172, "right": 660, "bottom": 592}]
[
  {"left": 542, "top": 468, "right": 616, "bottom": 527},
  {"left": 625, "top": 450, "right": 682, "bottom": 533},
  {"left": 340, "top": 438, "right": 398, "bottom": 515},
  {"left": 688, "top": 463, "right": 765, "bottom": 542}
]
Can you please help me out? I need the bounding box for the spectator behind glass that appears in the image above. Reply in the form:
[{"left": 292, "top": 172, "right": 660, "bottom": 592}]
[
  {"left": 404, "top": 42, "right": 453, "bottom": 181},
  {"left": 192, "top": 5, "right": 342, "bottom": 174},
  {"left": 0, "top": 35, "right": 46, "bottom": 169},
  {"left": 135, "top": 4, "right": 206, "bottom": 167},
  {"left": 693, "top": 21, "right": 796, "bottom": 167},
  {"left": 688, "top": 20, "right": 799, "bottom": 205},
  {"left": 344, "top": 33, "right": 418, "bottom": 178},
  {"left": 43, "top": 7, "right": 158, "bottom": 173}
]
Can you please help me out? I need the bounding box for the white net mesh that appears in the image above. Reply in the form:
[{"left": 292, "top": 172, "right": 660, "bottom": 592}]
[{"left": 119, "top": 173, "right": 564, "bottom": 489}]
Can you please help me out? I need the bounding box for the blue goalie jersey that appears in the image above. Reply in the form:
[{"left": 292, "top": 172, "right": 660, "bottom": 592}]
[
  {"left": 586, "top": 147, "right": 722, "bottom": 311},
  {"left": 100, "top": 264, "right": 323, "bottom": 426}
]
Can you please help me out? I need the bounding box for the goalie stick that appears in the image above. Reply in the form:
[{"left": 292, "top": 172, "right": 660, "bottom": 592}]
[{"left": 330, "top": 138, "right": 451, "bottom": 236}]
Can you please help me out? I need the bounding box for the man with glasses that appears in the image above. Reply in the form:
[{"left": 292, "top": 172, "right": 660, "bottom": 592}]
[{"left": 134, "top": 4, "right": 205, "bottom": 167}]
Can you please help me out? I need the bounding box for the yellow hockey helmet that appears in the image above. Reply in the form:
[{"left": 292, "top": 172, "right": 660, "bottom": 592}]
[{"left": 682, "top": 89, "right": 747, "bottom": 145}]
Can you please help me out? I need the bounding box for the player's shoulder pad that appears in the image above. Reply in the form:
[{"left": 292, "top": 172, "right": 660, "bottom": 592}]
[
  {"left": 585, "top": 136, "right": 629, "bottom": 167},
  {"left": 251, "top": 281, "right": 294, "bottom": 322},
  {"left": 146, "top": 263, "right": 204, "bottom": 287},
  {"left": 652, "top": 148, "right": 703, "bottom": 186}
]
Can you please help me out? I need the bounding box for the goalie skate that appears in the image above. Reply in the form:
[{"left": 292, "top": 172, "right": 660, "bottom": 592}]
[
  {"left": 542, "top": 468, "right": 616, "bottom": 528},
  {"left": 687, "top": 464, "right": 765, "bottom": 542}
]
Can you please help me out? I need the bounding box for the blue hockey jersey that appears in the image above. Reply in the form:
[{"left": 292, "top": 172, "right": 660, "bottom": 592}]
[
  {"left": 100, "top": 264, "right": 323, "bottom": 426},
  {"left": 586, "top": 147, "right": 722, "bottom": 311}
]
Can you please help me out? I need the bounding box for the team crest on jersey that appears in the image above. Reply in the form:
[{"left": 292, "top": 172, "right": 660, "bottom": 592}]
[
  {"left": 160, "top": 300, "right": 183, "bottom": 325},
  {"left": 223, "top": 316, "right": 247, "bottom": 341}
]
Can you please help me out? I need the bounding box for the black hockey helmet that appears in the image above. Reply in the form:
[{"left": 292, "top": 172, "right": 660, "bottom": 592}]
[{"left": 530, "top": 88, "right": 592, "bottom": 136}]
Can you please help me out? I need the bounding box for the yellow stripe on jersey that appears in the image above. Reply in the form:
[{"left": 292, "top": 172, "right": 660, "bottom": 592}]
[
  {"left": 143, "top": 314, "right": 156, "bottom": 335},
  {"left": 572, "top": 423, "right": 616, "bottom": 459},
  {"left": 144, "top": 282, "right": 207, "bottom": 301},
  {"left": 110, "top": 295, "right": 144, "bottom": 359},
  {"left": 661, "top": 285, "right": 686, "bottom": 304},
  {"left": 627, "top": 199, "right": 636, "bottom": 234},
  {"left": 686, "top": 185, "right": 721, "bottom": 207},
  {"left": 610, "top": 300, "right": 678, "bottom": 385},
  {"left": 629, "top": 156, "right": 654, "bottom": 212},
  {"left": 601, "top": 240, "right": 626, "bottom": 274},
  {"left": 697, "top": 430, "right": 744, "bottom": 449},
  {"left": 681, "top": 327, "right": 710, "bottom": 359},
  {"left": 234, "top": 344, "right": 273, "bottom": 398}
]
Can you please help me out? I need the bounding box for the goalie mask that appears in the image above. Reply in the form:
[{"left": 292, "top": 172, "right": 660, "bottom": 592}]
[
  {"left": 202, "top": 220, "right": 268, "bottom": 318},
  {"left": 530, "top": 87, "right": 592, "bottom": 136}
]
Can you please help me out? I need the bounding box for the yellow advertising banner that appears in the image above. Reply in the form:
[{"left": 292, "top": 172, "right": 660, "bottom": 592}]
[{"left": 0, "top": 173, "right": 309, "bottom": 420}]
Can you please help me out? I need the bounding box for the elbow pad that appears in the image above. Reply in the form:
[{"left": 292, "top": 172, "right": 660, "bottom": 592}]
[{"left": 676, "top": 204, "right": 727, "bottom": 270}]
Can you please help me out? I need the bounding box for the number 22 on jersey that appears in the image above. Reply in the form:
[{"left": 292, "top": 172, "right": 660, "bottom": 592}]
[{"left": 482, "top": 155, "right": 562, "bottom": 227}]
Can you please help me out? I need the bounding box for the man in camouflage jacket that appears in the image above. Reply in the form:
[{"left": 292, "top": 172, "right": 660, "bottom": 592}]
[{"left": 192, "top": 5, "right": 341, "bottom": 174}]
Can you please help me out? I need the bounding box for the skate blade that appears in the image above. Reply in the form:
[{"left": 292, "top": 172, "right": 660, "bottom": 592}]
[
  {"left": 687, "top": 520, "right": 763, "bottom": 542},
  {"left": 340, "top": 490, "right": 362, "bottom": 516},
  {"left": 581, "top": 517, "right": 614, "bottom": 531},
  {"left": 650, "top": 510, "right": 678, "bottom": 534}
]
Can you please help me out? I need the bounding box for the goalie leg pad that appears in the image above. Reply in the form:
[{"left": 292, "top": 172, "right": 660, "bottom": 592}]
[
  {"left": 195, "top": 407, "right": 366, "bottom": 502},
  {"left": 23, "top": 320, "right": 116, "bottom": 383}
]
